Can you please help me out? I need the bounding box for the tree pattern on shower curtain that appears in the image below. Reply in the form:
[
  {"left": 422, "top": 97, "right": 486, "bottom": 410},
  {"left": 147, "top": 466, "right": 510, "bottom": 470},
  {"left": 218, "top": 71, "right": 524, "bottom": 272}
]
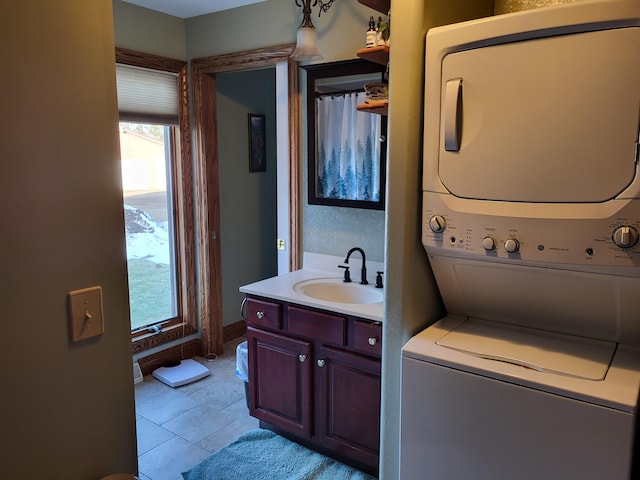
[{"left": 316, "top": 92, "right": 381, "bottom": 201}]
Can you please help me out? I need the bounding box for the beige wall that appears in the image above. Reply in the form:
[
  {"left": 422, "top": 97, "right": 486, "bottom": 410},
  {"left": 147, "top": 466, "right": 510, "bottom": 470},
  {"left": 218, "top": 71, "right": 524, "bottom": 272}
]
[
  {"left": 113, "top": 0, "right": 186, "bottom": 59},
  {"left": 1, "top": 1, "right": 137, "bottom": 478}
]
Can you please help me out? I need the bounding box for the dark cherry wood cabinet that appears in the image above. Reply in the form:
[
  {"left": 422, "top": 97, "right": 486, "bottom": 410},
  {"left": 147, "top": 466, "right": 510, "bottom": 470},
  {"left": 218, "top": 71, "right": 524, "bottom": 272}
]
[
  {"left": 245, "top": 295, "right": 382, "bottom": 475},
  {"left": 316, "top": 345, "right": 381, "bottom": 468},
  {"left": 247, "top": 327, "right": 312, "bottom": 437}
]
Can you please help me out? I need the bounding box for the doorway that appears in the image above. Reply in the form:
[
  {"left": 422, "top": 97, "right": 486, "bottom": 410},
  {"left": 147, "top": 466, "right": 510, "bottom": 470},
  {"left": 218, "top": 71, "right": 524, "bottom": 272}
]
[
  {"left": 216, "top": 67, "right": 278, "bottom": 339},
  {"left": 191, "top": 44, "right": 301, "bottom": 357}
]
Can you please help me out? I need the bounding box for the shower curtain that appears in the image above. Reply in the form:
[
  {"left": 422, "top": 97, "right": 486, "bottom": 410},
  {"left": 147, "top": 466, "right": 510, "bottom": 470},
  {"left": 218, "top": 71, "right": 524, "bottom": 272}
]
[{"left": 316, "top": 92, "right": 381, "bottom": 201}]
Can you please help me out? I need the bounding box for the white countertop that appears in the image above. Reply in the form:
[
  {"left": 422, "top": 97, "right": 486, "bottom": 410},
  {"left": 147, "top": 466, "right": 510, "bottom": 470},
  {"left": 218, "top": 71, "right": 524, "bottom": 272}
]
[{"left": 239, "top": 252, "right": 384, "bottom": 322}]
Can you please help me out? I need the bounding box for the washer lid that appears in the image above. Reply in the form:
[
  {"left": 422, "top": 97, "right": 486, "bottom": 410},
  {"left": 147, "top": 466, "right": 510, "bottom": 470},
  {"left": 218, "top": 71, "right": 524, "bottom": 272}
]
[{"left": 436, "top": 319, "right": 616, "bottom": 381}]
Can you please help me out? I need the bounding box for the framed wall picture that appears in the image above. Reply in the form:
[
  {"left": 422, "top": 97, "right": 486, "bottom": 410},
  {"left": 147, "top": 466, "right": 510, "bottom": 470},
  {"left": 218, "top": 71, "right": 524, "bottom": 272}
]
[{"left": 248, "top": 113, "right": 266, "bottom": 172}]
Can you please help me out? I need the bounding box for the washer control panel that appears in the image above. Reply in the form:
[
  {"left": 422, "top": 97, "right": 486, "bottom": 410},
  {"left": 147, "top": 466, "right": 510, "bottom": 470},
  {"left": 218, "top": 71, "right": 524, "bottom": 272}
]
[{"left": 422, "top": 193, "right": 640, "bottom": 267}]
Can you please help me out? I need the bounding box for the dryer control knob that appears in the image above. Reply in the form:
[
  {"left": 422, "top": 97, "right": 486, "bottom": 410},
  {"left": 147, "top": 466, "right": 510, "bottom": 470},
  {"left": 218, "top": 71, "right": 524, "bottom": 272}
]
[
  {"left": 481, "top": 236, "right": 496, "bottom": 251},
  {"left": 428, "top": 215, "right": 447, "bottom": 233},
  {"left": 612, "top": 226, "right": 639, "bottom": 249},
  {"left": 504, "top": 238, "right": 520, "bottom": 253}
]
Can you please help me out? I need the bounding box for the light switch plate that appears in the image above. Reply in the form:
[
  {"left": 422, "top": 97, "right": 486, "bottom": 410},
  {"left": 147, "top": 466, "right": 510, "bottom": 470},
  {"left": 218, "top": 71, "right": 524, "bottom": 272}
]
[{"left": 68, "top": 286, "right": 104, "bottom": 342}]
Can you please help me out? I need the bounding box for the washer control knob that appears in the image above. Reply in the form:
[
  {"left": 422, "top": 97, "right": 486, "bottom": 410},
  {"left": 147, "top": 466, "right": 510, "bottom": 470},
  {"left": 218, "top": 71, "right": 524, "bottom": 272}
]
[
  {"left": 504, "top": 238, "right": 520, "bottom": 253},
  {"left": 481, "top": 236, "right": 496, "bottom": 251},
  {"left": 428, "top": 215, "right": 447, "bottom": 233},
  {"left": 612, "top": 225, "right": 639, "bottom": 249}
]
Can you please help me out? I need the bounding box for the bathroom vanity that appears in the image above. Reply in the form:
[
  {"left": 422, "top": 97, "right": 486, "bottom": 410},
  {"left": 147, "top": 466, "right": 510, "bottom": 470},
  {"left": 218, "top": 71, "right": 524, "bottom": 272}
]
[{"left": 240, "top": 253, "right": 384, "bottom": 475}]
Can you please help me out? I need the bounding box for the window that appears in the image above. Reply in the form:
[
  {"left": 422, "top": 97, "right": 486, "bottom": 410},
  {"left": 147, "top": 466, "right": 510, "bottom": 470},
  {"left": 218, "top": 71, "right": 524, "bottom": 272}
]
[
  {"left": 115, "top": 48, "right": 196, "bottom": 352},
  {"left": 120, "top": 123, "right": 176, "bottom": 330}
]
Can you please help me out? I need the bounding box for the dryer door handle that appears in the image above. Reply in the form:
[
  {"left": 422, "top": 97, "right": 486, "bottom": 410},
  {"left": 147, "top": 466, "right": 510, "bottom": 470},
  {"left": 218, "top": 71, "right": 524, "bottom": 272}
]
[{"left": 444, "top": 78, "right": 463, "bottom": 152}]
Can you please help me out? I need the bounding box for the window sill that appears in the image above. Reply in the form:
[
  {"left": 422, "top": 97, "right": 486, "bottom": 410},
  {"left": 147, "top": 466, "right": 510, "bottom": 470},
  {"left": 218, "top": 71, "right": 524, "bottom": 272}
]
[{"left": 132, "top": 322, "right": 197, "bottom": 355}]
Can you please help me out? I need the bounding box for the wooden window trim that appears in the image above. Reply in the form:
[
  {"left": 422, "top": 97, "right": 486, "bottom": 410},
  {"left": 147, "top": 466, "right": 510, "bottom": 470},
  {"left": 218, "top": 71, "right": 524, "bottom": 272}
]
[{"left": 115, "top": 48, "right": 197, "bottom": 355}]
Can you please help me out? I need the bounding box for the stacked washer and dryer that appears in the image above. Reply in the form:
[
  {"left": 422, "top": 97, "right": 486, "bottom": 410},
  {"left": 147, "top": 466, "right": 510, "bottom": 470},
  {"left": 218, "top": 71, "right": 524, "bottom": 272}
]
[{"left": 400, "top": 1, "right": 640, "bottom": 479}]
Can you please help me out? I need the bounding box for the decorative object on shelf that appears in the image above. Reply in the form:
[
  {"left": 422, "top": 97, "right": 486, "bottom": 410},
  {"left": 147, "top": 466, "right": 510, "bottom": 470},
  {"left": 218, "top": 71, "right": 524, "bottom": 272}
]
[
  {"left": 366, "top": 16, "right": 377, "bottom": 47},
  {"left": 378, "top": 13, "right": 390, "bottom": 46},
  {"left": 364, "top": 82, "right": 388, "bottom": 100},
  {"left": 291, "top": 0, "right": 337, "bottom": 61},
  {"left": 248, "top": 114, "right": 266, "bottom": 172},
  {"left": 363, "top": 82, "right": 389, "bottom": 109}
]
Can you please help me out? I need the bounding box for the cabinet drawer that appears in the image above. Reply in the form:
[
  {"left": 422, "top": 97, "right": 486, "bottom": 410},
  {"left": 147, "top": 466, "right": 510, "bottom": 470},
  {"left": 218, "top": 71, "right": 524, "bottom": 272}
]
[
  {"left": 246, "top": 298, "right": 282, "bottom": 330},
  {"left": 353, "top": 321, "right": 382, "bottom": 357},
  {"left": 288, "top": 306, "right": 347, "bottom": 346}
]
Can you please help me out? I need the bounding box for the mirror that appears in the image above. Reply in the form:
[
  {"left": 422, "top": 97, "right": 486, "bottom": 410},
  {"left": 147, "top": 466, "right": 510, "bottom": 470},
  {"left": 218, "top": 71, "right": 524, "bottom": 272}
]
[{"left": 303, "top": 59, "right": 387, "bottom": 210}]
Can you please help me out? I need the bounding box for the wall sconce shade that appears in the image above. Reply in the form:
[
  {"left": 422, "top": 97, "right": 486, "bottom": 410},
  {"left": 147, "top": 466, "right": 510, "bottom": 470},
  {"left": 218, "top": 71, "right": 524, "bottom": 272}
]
[
  {"left": 291, "top": 26, "right": 323, "bottom": 61},
  {"left": 291, "top": 0, "right": 335, "bottom": 61}
]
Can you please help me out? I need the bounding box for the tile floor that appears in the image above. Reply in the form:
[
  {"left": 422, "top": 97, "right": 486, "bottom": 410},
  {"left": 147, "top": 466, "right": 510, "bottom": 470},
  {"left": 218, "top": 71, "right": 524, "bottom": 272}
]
[{"left": 134, "top": 336, "right": 259, "bottom": 480}]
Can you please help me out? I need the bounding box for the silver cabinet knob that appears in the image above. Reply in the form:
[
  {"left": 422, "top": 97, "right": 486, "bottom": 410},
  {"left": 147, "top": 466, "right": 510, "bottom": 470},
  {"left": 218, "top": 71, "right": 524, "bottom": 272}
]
[
  {"left": 298, "top": 354, "right": 307, "bottom": 363},
  {"left": 368, "top": 337, "right": 377, "bottom": 346},
  {"left": 317, "top": 359, "right": 325, "bottom": 367},
  {"left": 256, "top": 311, "right": 265, "bottom": 319}
]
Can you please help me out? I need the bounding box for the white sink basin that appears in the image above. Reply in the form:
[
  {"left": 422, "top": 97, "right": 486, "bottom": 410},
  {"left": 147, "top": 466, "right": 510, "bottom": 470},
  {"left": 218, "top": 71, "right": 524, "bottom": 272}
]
[{"left": 293, "top": 278, "right": 383, "bottom": 305}]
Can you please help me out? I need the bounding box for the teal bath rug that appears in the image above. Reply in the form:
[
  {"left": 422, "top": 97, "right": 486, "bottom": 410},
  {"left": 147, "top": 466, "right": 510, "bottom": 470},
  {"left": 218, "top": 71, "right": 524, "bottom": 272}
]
[{"left": 182, "top": 428, "right": 376, "bottom": 480}]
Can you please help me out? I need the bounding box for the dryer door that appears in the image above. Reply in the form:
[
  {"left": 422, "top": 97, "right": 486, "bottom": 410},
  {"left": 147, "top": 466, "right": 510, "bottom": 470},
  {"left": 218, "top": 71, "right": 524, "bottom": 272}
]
[{"left": 438, "top": 27, "right": 640, "bottom": 203}]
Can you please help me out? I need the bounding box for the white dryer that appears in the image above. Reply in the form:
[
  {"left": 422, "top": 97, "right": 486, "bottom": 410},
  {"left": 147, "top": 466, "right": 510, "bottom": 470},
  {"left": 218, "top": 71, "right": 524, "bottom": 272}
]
[{"left": 401, "top": 1, "right": 640, "bottom": 479}]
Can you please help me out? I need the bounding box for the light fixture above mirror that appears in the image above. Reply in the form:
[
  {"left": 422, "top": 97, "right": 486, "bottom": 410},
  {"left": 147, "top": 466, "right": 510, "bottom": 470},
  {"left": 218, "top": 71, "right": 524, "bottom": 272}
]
[{"left": 291, "top": 0, "right": 337, "bottom": 61}]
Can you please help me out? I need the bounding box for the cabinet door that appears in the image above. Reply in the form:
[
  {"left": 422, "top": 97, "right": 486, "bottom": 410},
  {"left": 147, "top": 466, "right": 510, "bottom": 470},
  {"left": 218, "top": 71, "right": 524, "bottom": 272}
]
[
  {"left": 247, "top": 326, "right": 313, "bottom": 437},
  {"left": 315, "top": 345, "right": 381, "bottom": 469}
]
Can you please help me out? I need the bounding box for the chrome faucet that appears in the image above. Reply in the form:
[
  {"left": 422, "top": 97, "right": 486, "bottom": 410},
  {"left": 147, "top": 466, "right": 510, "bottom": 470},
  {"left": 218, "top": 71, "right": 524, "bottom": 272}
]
[{"left": 344, "top": 247, "right": 368, "bottom": 285}]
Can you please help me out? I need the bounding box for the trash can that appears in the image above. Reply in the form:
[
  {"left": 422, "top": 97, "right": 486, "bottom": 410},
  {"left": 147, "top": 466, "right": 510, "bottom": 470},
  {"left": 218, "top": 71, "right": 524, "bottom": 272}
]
[{"left": 235, "top": 340, "right": 249, "bottom": 408}]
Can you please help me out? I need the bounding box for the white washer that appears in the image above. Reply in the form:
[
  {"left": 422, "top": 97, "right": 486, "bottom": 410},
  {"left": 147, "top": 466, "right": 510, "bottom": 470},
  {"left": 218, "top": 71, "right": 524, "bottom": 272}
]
[{"left": 401, "top": 315, "right": 640, "bottom": 480}]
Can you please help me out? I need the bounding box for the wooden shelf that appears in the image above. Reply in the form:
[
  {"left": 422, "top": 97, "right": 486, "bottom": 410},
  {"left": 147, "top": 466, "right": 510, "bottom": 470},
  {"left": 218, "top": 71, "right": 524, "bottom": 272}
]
[
  {"left": 356, "top": 45, "right": 390, "bottom": 66},
  {"left": 358, "top": 0, "right": 390, "bottom": 14},
  {"left": 357, "top": 101, "right": 388, "bottom": 116},
  {"left": 356, "top": 0, "right": 391, "bottom": 117}
]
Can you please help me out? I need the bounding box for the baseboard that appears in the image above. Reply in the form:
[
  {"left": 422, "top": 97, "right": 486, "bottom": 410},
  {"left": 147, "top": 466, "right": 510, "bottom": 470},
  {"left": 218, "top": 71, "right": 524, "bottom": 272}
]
[{"left": 223, "top": 320, "right": 246, "bottom": 343}]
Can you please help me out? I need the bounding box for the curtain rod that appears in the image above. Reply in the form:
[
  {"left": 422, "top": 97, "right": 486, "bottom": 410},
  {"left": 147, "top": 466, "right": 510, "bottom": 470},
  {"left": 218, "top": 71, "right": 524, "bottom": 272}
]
[{"left": 315, "top": 88, "right": 365, "bottom": 99}]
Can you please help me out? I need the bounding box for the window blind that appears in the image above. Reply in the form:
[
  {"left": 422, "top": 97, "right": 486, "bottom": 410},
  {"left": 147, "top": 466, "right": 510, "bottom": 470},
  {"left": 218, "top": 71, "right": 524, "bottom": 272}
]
[{"left": 116, "top": 63, "right": 179, "bottom": 125}]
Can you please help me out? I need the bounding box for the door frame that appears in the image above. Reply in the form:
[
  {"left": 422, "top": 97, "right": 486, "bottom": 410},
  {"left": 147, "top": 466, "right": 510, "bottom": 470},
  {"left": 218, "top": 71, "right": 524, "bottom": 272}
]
[{"left": 191, "top": 43, "right": 301, "bottom": 356}]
